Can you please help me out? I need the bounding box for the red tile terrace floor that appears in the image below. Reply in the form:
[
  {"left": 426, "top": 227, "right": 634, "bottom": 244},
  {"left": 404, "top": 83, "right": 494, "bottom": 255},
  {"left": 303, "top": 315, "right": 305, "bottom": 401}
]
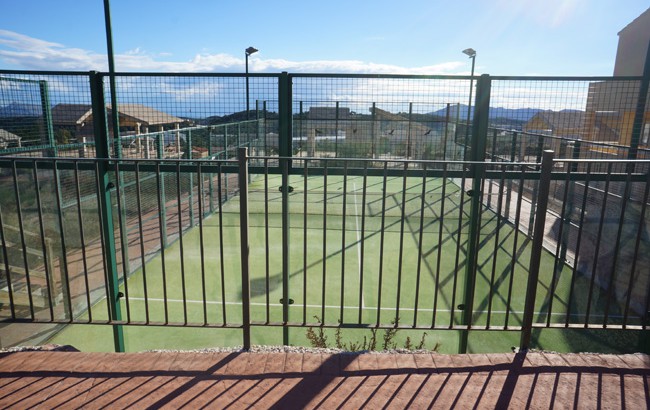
[{"left": 0, "top": 346, "right": 648, "bottom": 409}]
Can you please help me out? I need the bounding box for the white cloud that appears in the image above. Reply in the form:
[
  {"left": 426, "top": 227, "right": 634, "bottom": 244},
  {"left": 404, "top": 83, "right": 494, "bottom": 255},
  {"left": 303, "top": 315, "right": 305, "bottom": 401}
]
[{"left": 0, "top": 30, "right": 464, "bottom": 75}]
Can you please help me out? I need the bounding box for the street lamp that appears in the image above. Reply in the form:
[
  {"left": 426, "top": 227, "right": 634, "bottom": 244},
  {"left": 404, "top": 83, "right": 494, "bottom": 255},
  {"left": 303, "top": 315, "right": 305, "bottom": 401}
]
[
  {"left": 462, "top": 48, "right": 476, "bottom": 160},
  {"left": 245, "top": 46, "right": 258, "bottom": 119}
]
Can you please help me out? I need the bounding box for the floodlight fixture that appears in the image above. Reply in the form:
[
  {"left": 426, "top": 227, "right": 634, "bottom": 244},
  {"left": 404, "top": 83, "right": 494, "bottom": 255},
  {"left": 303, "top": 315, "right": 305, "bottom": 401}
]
[{"left": 462, "top": 48, "right": 476, "bottom": 58}]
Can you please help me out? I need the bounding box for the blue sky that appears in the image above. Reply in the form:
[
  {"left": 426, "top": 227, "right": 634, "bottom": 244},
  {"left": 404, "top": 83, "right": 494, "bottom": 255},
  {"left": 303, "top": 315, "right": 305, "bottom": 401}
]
[{"left": 0, "top": 1, "right": 648, "bottom": 76}]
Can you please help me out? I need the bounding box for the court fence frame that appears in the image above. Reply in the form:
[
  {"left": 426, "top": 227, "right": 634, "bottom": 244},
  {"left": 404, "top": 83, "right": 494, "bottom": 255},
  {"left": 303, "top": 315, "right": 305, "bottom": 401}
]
[{"left": 0, "top": 70, "right": 649, "bottom": 353}]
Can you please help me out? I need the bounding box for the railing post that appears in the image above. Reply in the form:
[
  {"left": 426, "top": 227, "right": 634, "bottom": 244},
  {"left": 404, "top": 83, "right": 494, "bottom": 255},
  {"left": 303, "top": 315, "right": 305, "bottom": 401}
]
[
  {"left": 459, "top": 74, "right": 491, "bottom": 353},
  {"left": 238, "top": 147, "right": 251, "bottom": 350},
  {"left": 520, "top": 150, "right": 554, "bottom": 350},
  {"left": 89, "top": 70, "right": 125, "bottom": 352},
  {"left": 278, "top": 72, "right": 292, "bottom": 345}
]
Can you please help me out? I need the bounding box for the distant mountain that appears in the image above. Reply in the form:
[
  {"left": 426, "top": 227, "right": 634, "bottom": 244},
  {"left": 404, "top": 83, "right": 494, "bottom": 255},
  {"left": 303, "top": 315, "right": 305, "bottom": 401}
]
[
  {"left": 429, "top": 105, "right": 549, "bottom": 122},
  {"left": 0, "top": 103, "right": 43, "bottom": 117}
]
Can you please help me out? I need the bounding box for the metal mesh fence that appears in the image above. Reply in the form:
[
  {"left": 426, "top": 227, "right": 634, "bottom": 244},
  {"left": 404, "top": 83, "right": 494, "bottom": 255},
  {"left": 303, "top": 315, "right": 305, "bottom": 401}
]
[
  {"left": 290, "top": 75, "right": 472, "bottom": 162},
  {"left": 1, "top": 70, "right": 649, "bottom": 351}
]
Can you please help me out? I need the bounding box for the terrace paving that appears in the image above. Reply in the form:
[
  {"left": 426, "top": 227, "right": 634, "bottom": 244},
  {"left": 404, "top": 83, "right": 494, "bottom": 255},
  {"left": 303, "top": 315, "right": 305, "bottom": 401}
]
[{"left": 0, "top": 346, "right": 648, "bottom": 409}]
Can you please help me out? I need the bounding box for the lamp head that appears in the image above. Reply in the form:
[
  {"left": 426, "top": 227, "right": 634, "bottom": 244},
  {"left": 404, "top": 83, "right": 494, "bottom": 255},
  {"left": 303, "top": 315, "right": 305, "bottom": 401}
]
[
  {"left": 462, "top": 48, "right": 476, "bottom": 58},
  {"left": 245, "top": 47, "right": 258, "bottom": 56}
]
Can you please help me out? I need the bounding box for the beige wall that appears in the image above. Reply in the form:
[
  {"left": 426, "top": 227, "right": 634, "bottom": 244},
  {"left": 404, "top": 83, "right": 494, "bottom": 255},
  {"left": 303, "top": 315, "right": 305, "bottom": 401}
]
[{"left": 613, "top": 8, "right": 650, "bottom": 76}]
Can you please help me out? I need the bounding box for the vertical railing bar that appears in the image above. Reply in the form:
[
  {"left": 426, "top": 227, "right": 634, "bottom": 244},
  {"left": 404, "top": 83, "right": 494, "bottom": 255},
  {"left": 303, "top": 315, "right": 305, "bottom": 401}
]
[
  {"left": 395, "top": 161, "right": 408, "bottom": 326},
  {"left": 584, "top": 162, "right": 613, "bottom": 326},
  {"left": 504, "top": 165, "right": 526, "bottom": 328},
  {"left": 413, "top": 162, "right": 428, "bottom": 327},
  {"left": 238, "top": 148, "right": 251, "bottom": 350},
  {"left": 622, "top": 170, "right": 650, "bottom": 327},
  {"left": 546, "top": 161, "right": 572, "bottom": 328},
  {"left": 51, "top": 159, "right": 74, "bottom": 322},
  {"left": 265, "top": 159, "right": 271, "bottom": 324},
  {"left": 302, "top": 159, "right": 308, "bottom": 325},
  {"left": 12, "top": 160, "right": 35, "bottom": 319},
  {"left": 175, "top": 162, "right": 188, "bottom": 325},
  {"left": 32, "top": 160, "right": 55, "bottom": 320},
  {"left": 520, "top": 150, "right": 554, "bottom": 350},
  {"left": 72, "top": 160, "right": 92, "bottom": 323},
  {"left": 321, "top": 162, "right": 328, "bottom": 323},
  {"left": 487, "top": 165, "right": 506, "bottom": 329},
  {"left": 603, "top": 168, "right": 633, "bottom": 326},
  {"left": 376, "top": 162, "right": 388, "bottom": 327},
  {"left": 564, "top": 162, "right": 592, "bottom": 328},
  {"left": 134, "top": 162, "right": 150, "bottom": 325},
  {"left": 217, "top": 161, "right": 227, "bottom": 325},
  {"left": 450, "top": 167, "right": 468, "bottom": 329},
  {"left": 197, "top": 162, "right": 208, "bottom": 326},
  {"left": 155, "top": 162, "right": 169, "bottom": 325},
  {"left": 339, "top": 163, "right": 348, "bottom": 324},
  {"left": 357, "top": 162, "right": 368, "bottom": 324},
  {"left": 0, "top": 179, "right": 16, "bottom": 319},
  {"left": 113, "top": 161, "right": 131, "bottom": 323},
  {"left": 431, "top": 162, "right": 447, "bottom": 329}
]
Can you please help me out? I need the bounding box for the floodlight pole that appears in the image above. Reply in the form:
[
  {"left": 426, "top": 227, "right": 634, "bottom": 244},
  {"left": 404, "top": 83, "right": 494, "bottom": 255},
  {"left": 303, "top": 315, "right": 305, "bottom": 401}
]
[
  {"left": 103, "top": 0, "right": 125, "bottom": 354},
  {"left": 245, "top": 47, "right": 258, "bottom": 120},
  {"left": 462, "top": 48, "right": 476, "bottom": 161}
]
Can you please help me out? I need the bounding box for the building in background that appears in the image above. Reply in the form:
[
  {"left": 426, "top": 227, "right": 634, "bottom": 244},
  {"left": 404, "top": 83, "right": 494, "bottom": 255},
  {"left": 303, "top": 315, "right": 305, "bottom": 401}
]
[{"left": 584, "top": 8, "right": 650, "bottom": 154}]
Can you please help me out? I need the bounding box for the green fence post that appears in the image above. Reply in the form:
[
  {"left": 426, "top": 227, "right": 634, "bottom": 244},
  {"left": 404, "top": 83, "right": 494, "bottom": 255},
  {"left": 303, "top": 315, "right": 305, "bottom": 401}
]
[
  {"left": 335, "top": 101, "right": 340, "bottom": 158},
  {"left": 89, "top": 71, "right": 125, "bottom": 352},
  {"left": 188, "top": 129, "right": 194, "bottom": 228},
  {"left": 256, "top": 100, "right": 261, "bottom": 155},
  {"left": 371, "top": 102, "right": 377, "bottom": 158},
  {"left": 224, "top": 127, "right": 229, "bottom": 197},
  {"left": 208, "top": 126, "right": 214, "bottom": 213},
  {"left": 279, "top": 72, "right": 292, "bottom": 345},
  {"left": 407, "top": 102, "right": 413, "bottom": 159},
  {"left": 39, "top": 80, "right": 57, "bottom": 157},
  {"left": 263, "top": 101, "right": 268, "bottom": 155},
  {"left": 459, "top": 74, "right": 491, "bottom": 354},
  {"left": 156, "top": 133, "right": 168, "bottom": 248}
]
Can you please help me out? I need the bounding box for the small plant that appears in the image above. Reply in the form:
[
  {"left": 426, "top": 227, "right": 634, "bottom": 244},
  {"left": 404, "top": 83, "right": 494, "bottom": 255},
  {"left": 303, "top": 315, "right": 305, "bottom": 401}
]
[
  {"left": 305, "top": 316, "right": 440, "bottom": 352},
  {"left": 382, "top": 317, "right": 400, "bottom": 350},
  {"left": 305, "top": 316, "right": 328, "bottom": 348}
]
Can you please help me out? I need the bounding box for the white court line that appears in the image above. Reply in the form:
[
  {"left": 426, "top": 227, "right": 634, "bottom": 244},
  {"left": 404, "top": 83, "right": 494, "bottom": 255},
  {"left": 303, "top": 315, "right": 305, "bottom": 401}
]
[
  {"left": 352, "top": 181, "right": 364, "bottom": 309},
  {"left": 124, "top": 297, "right": 629, "bottom": 319}
]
